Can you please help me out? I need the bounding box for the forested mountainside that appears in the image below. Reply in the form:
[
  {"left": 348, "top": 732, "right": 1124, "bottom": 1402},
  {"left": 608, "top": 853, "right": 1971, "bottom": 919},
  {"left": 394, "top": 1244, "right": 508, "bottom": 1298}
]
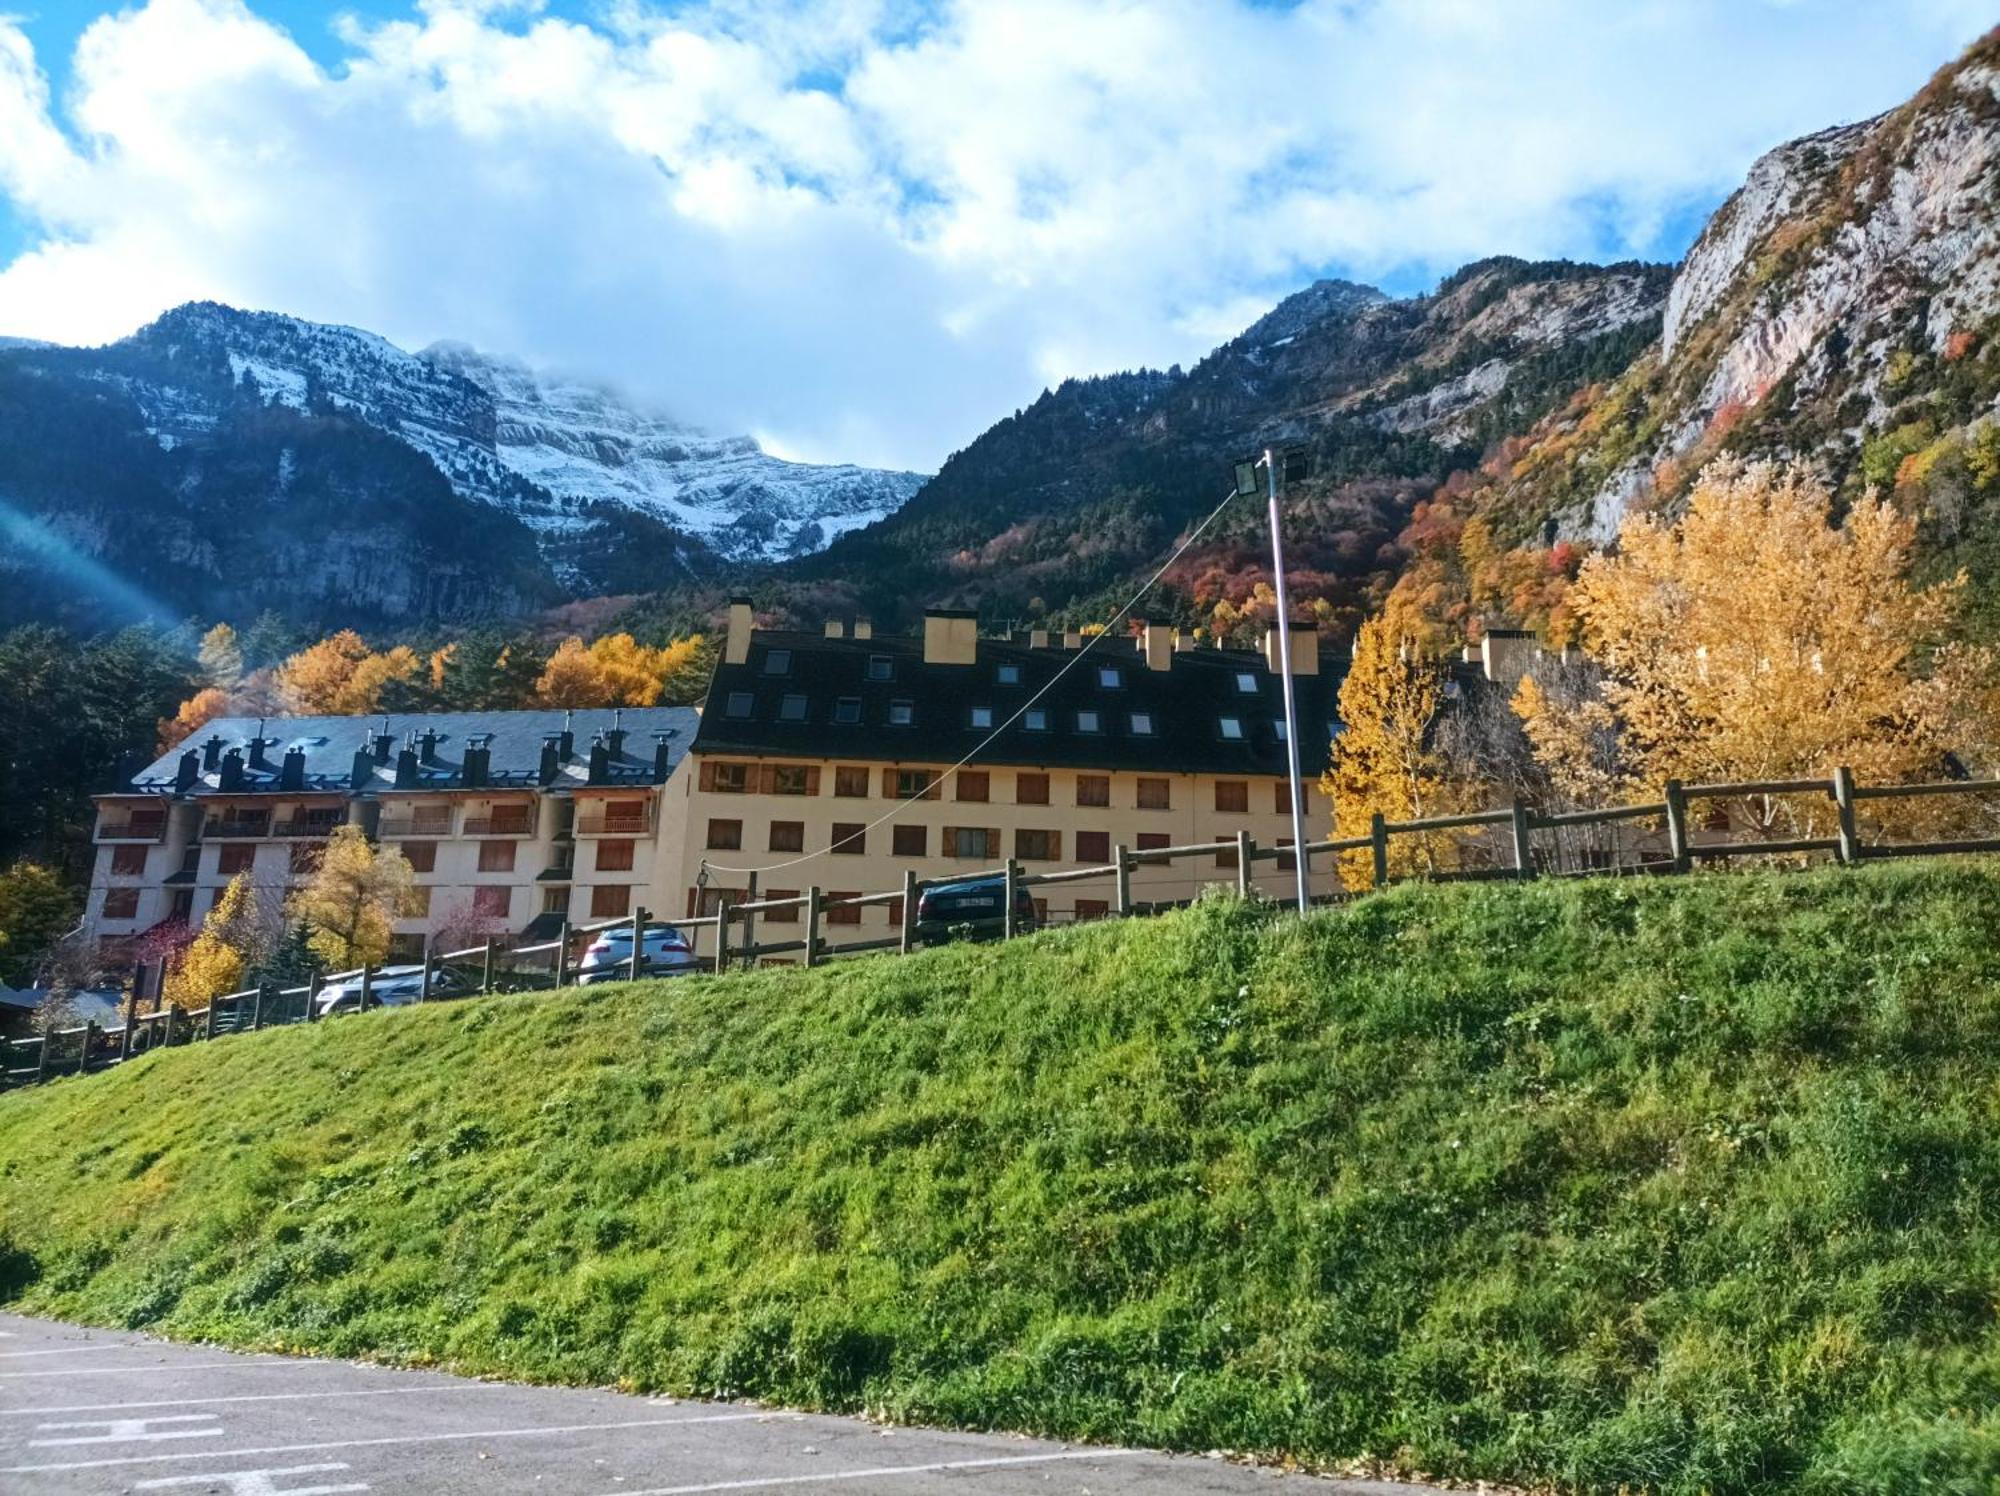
[{"left": 775, "top": 26, "right": 2000, "bottom": 644}]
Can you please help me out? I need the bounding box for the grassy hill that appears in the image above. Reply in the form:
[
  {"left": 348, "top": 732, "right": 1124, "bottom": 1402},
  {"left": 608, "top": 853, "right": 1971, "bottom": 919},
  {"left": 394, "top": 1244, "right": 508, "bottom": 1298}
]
[{"left": 2, "top": 866, "right": 1997, "bottom": 1494}]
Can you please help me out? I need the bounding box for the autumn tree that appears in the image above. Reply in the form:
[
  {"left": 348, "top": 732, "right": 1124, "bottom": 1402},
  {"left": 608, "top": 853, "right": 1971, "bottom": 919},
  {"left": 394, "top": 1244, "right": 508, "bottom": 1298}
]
[
  {"left": 197, "top": 623, "right": 245, "bottom": 689},
  {"left": 158, "top": 685, "right": 231, "bottom": 750},
  {"left": 1562, "top": 459, "right": 1998, "bottom": 839},
  {"left": 534, "top": 637, "right": 604, "bottom": 707},
  {"left": 0, "top": 863, "right": 77, "bottom": 988},
  {"left": 287, "top": 826, "right": 415, "bottom": 970},
  {"left": 1324, "top": 616, "right": 1480, "bottom": 888},
  {"left": 276, "top": 632, "right": 422, "bottom": 715},
  {"left": 165, "top": 873, "right": 264, "bottom": 1009}
]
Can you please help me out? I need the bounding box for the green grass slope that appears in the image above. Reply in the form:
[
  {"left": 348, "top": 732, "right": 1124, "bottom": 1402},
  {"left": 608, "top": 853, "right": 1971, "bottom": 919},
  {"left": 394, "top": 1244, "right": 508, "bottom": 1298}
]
[{"left": 3, "top": 867, "right": 1998, "bottom": 1494}]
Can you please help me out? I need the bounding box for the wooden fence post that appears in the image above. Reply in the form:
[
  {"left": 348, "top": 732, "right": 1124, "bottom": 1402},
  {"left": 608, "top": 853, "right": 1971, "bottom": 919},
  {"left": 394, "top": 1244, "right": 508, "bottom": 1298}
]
[
  {"left": 713, "top": 900, "right": 731, "bottom": 974},
  {"left": 79, "top": 1021, "right": 96, "bottom": 1076},
  {"left": 627, "top": 908, "right": 647, "bottom": 981},
  {"left": 1664, "top": 779, "right": 1690, "bottom": 874},
  {"left": 1510, "top": 796, "right": 1536, "bottom": 880},
  {"left": 741, "top": 873, "right": 759, "bottom": 970},
  {"left": 359, "top": 963, "right": 374, "bottom": 1014},
  {"left": 253, "top": 983, "right": 267, "bottom": 1031},
  {"left": 120, "top": 980, "right": 138, "bottom": 1063},
  {"left": 1370, "top": 812, "right": 1389, "bottom": 889},
  {"left": 204, "top": 998, "right": 218, "bottom": 1042},
  {"left": 306, "top": 967, "right": 322, "bottom": 1022},
  {"left": 1114, "top": 844, "right": 1132, "bottom": 917},
  {"left": 419, "top": 949, "right": 434, "bottom": 1003},
  {"left": 34, "top": 1034, "right": 49, "bottom": 1085},
  {"left": 555, "top": 919, "right": 571, "bottom": 988},
  {"left": 898, "top": 871, "right": 917, "bottom": 955},
  {"left": 1236, "top": 830, "right": 1254, "bottom": 897},
  {"left": 1832, "top": 765, "right": 1860, "bottom": 865},
  {"left": 805, "top": 887, "right": 822, "bottom": 968},
  {"left": 482, "top": 938, "right": 497, "bottom": 994}
]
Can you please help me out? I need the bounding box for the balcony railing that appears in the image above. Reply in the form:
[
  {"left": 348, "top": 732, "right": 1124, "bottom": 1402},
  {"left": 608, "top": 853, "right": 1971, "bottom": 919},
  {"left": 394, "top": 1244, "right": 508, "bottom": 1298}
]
[
  {"left": 202, "top": 817, "right": 272, "bottom": 840},
  {"left": 575, "top": 807, "right": 653, "bottom": 836},
  {"left": 273, "top": 817, "right": 347, "bottom": 839},
  {"left": 97, "top": 818, "right": 168, "bottom": 843},
  {"left": 378, "top": 815, "right": 456, "bottom": 838},
  {"left": 463, "top": 808, "right": 538, "bottom": 837}
]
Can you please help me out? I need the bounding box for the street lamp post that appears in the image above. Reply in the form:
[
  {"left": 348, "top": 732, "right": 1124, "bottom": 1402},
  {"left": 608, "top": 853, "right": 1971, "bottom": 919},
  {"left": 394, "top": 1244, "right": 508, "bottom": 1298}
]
[{"left": 1236, "top": 450, "right": 1313, "bottom": 913}]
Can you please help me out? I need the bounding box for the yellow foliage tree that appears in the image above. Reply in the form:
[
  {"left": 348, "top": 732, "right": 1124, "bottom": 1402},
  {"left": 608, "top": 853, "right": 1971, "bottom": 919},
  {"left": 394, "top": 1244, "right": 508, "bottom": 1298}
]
[
  {"left": 534, "top": 637, "right": 605, "bottom": 706},
  {"left": 533, "top": 633, "right": 711, "bottom": 707},
  {"left": 275, "top": 632, "right": 423, "bottom": 715},
  {"left": 158, "top": 686, "right": 231, "bottom": 751},
  {"left": 1565, "top": 459, "right": 1998, "bottom": 837},
  {"left": 1323, "top": 616, "right": 1474, "bottom": 888},
  {"left": 287, "top": 826, "right": 415, "bottom": 970},
  {"left": 164, "top": 874, "right": 256, "bottom": 1008}
]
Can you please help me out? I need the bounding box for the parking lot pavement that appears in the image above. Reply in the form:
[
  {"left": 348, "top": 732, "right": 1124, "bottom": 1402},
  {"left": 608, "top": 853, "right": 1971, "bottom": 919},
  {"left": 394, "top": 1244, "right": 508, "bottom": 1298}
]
[{"left": 0, "top": 1313, "right": 1440, "bottom": 1496}]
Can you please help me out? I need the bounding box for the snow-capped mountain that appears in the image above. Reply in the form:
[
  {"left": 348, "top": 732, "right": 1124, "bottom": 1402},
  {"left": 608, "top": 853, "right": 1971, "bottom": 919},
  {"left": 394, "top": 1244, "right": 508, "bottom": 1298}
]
[{"left": 80, "top": 303, "right": 925, "bottom": 574}]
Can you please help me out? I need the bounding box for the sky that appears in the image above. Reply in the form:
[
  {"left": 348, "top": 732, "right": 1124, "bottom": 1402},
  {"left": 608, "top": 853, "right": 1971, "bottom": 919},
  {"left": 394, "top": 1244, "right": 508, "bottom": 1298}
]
[{"left": 0, "top": 1, "right": 1992, "bottom": 473}]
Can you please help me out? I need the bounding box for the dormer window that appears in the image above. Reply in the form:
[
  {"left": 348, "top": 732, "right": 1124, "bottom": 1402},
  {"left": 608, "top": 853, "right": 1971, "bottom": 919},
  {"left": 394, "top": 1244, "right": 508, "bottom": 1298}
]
[
  {"left": 832, "top": 697, "right": 861, "bottom": 725},
  {"left": 867, "top": 655, "right": 894, "bottom": 682},
  {"left": 779, "top": 694, "right": 808, "bottom": 722},
  {"left": 969, "top": 706, "right": 994, "bottom": 729},
  {"left": 888, "top": 700, "right": 914, "bottom": 726},
  {"left": 997, "top": 663, "right": 1021, "bottom": 685},
  {"left": 762, "top": 649, "right": 792, "bottom": 675},
  {"left": 1219, "top": 716, "right": 1245, "bottom": 740},
  {"left": 1235, "top": 671, "right": 1260, "bottom": 694},
  {"left": 725, "top": 691, "right": 754, "bottom": 719},
  {"left": 1024, "top": 708, "right": 1049, "bottom": 731},
  {"left": 1273, "top": 718, "right": 1288, "bottom": 741},
  {"left": 1076, "top": 709, "right": 1102, "bottom": 733},
  {"left": 1097, "top": 666, "right": 1123, "bottom": 689},
  {"left": 1129, "top": 711, "right": 1154, "bottom": 735}
]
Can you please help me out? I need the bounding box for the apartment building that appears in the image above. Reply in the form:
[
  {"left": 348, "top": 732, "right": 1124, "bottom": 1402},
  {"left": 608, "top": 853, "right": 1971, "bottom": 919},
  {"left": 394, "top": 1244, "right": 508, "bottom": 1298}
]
[
  {"left": 86, "top": 707, "right": 698, "bottom": 963},
  {"left": 668, "top": 603, "right": 1346, "bottom": 933}
]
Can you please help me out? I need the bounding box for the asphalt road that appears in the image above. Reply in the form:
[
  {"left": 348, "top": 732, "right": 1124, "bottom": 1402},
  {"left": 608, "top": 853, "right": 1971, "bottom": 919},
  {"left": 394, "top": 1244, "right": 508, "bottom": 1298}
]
[{"left": 0, "top": 1313, "right": 1441, "bottom": 1496}]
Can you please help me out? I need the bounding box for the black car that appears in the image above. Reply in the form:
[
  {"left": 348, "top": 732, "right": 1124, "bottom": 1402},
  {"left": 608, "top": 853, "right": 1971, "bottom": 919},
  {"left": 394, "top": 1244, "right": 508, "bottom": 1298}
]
[{"left": 913, "top": 875, "right": 1037, "bottom": 945}]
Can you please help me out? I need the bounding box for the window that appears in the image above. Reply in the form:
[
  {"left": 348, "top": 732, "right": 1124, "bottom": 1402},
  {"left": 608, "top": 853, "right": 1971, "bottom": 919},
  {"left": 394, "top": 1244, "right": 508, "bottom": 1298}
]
[
  {"left": 762, "top": 648, "right": 792, "bottom": 675},
  {"left": 887, "top": 895, "right": 905, "bottom": 927},
  {"left": 289, "top": 844, "right": 323, "bottom": 876},
  {"left": 216, "top": 843, "right": 256, "bottom": 876},
  {"left": 1274, "top": 781, "right": 1292, "bottom": 815},
  {"left": 169, "top": 889, "right": 194, "bottom": 922},
  {"left": 1076, "top": 775, "right": 1110, "bottom": 807},
  {"left": 707, "top": 818, "right": 743, "bottom": 850},
  {"left": 779, "top": 693, "right": 808, "bottom": 722},
  {"left": 1273, "top": 719, "right": 1289, "bottom": 741},
  {"left": 1138, "top": 832, "right": 1169, "bottom": 851},
  {"left": 831, "top": 823, "right": 866, "bottom": 855},
  {"left": 1137, "top": 777, "right": 1171, "bottom": 810},
  {"left": 1274, "top": 838, "right": 1298, "bottom": 872},
  {"left": 708, "top": 761, "right": 750, "bottom": 794},
  {"left": 1215, "top": 780, "right": 1249, "bottom": 814},
  {"left": 1129, "top": 712, "right": 1154, "bottom": 735},
  {"left": 542, "top": 887, "right": 571, "bottom": 914},
  {"left": 834, "top": 765, "right": 869, "bottom": 797},
  {"left": 1024, "top": 707, "right": 1049, "bottom": 731},
  {"left": 833, "top": 698, "right": 861, "bottom": 725},
  {"left": 957, "top": 770, "right": 990, "bottom": 803},
  {"left": 725, "top": 691, "right": 754, "bottom": 718},
  {"left": 102, "top": 887, "right": 139, "bottom": 920},
  {"left": 1075, "top": 709, "right": 1101, "bottom": 733},
  {"left": 1219, "top": 716, "right": 1245, "bottom": 740},
  {"left": 474, "top": 886, "right": 511, "bottom": 918},
  {"left": 969, "top": 706, "right": 993, "bottom": 729},
  {"left": 589, "top": 884, "right": 630, "bottom": 919},
  {"left": 1075, "top": 899, "right": 1109, "bottom": 922},
  {"left": 110, "top": 844, "right": 147, "bottom": 877},
  {"left": 892, "top": 824, "right": 927, "bottom": 857},
  {"left": 769, "top": 820, "right": 805, "bottom": 852},
  {"left": 997, "top": 663, "right": 1020, "bottom": 685},
  {"left": 888, "top": 700, "right": 914, "bottom": 726},
  {"left": 771, "top": 764, "right": 815, "bottom": 795},
  {"left": 949, "top": 826, "right": 997, "bottom": 860},
  {"left": 1097, "top": 666, "right": 1123, "bottom": 689},
  {"left": 400, "top": 841, "right": 437, "bottom": 873},
  {"left": 826, "top": 892, "right": 862, "bottom": 926},
  {"left": 1016, "top": 772, "right": 1050, "bottom": 805},
  {"left": 892, "top": 769, "right": 940, "bottom": 800},
  {"left": 1235, "top": 671, "right": 1260, "bottom": 694},
  {"left": 765, "top": 890, "right": 800, "bottom": 924},
  {"left": 1077, "top": 830, "right": 1110, "bottom": 863},
  {"left": 596, "top": 839, "right": 636, "bottom": 872},
  {"left": 867, "top": 654, "right": 894, "bottom": 681},
  {"left": 1016, "top": 828, "right": 1060, "bottom": 861},
  {"left": 406, "top": 885, "right": 433, "bottom": 916},
  {"left": 477, "top": 841, "right": 516, "bottom": 874}
]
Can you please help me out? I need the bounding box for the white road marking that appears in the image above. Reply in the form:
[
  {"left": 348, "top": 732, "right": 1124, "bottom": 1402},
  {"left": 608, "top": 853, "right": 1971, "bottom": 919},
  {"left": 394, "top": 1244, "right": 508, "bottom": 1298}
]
[
  {"left": 31, "top": 1413, "right": 225, "bottom": 1447},
  {"left": 137, "top": 1462, "right": 368, "bottom": 1494},
  {"left": 0, "top": 1343, "right": 142, "bottom": 1359},
  {"left": 5, "top": 1384, "right": 515, "bottom": 1416},
  {"left": 4, "top": 1410, "right": 784, "bottom": 1474},
  {"left": 0, "top": 1358, "right": 302, "bottom": 1380},
  {"left": 600, "top": 1448, "right": 1137, "bottom": 1494}
]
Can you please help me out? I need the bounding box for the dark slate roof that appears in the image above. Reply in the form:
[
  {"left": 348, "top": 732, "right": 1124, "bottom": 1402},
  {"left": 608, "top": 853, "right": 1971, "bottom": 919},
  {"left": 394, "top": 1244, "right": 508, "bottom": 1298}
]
[
  {"left": 117, "top": 708, "right": 699, "bottom": 797},
  {"left": 692, "top": 632, "right": 1344, "bottom": 777}
]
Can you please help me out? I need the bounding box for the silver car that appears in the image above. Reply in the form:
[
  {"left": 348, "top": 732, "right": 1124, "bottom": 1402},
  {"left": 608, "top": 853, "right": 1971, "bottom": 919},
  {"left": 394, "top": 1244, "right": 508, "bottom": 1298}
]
[
  {"left": 575, "top": 923, "right": 701, "bottom": 985},
  {"left": 315, "top": 964, "right": 471, "bottom": 1017}
]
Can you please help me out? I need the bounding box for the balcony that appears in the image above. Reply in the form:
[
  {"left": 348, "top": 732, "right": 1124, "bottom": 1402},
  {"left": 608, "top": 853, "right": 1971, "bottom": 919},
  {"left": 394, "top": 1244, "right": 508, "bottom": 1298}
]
[
  {"left": 463, "top": 806, "right": 538, "bottom": 837},
  {"left": 378, "top": 813, "right": 456, "bottom": 838},
  {"left": 97, "top": 816, "right": 169, "bottom": 843},
  {"left": 574, "top": 805, "right": 653, "bottom": 837},
  {"left": 202, "top": 815, "right": 273, "bottom": 840},
  {"left": 273, "top": 815, "right": 347, "bottom": 839}
]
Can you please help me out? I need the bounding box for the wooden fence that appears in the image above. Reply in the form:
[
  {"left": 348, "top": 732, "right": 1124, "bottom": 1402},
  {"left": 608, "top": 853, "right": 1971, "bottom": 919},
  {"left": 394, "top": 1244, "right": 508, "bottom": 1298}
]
[{"left": 5, "top": 765, "right": 1997, "bottom": 1092}]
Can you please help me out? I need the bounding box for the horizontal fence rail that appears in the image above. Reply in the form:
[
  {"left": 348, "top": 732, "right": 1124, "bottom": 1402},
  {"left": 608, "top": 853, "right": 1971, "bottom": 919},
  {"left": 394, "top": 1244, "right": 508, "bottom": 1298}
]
[{"left": 9, "top": 767, "right": 2000, "bottom": 1091}]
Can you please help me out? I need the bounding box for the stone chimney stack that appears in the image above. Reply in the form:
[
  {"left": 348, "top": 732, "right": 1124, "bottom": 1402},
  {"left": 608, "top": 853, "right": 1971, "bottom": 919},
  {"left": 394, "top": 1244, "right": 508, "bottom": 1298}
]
[
  {"left": 724, "top": 596, "right": 754, "bottom": 665},
  {"left": 824, "top": 620, "right": 846, "bottom": 639},
  {"left": 1262, "top": 621, "right": 1320, "bottom": 676},
  {"left": 922, "top": 608, "right": 979, "bottom": 666},
  {"left": 1030, "top": 628, "right": 1050, "bottom": 649},
  {"left": 1062, "top": 629, "right": 1082, "bottom": 650},
  {"left": 279, "top": 746, "right": 306, "bottom": 792},
  {"left": 1143, "top": 622, "right": 1173, "bottom": 672},
  {"left": 853, "top": 618, "right": 873, "bottom": 640}
]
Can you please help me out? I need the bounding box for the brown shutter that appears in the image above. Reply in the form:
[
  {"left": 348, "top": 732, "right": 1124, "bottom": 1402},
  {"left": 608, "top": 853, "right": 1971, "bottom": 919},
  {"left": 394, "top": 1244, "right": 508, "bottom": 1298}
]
[
  {"left": 1050, "top": 830, "right": 1062, "bottom": 861},
  {"left": 883, "top": 767, "right": 898, "bottom": 797},
  {"left": 699, "top": 760, "right": 715, "bottom": 791},
  {"left": 759, "top": 763, "right": 778, "bottom": 794},
  {"left": 804, "top": 766, "right": 821, "bottom": 795},
  {"left": 943, "top": 826, "right": 958, "bottom": 857},
  {"left": 988, "top": 828, "right": 1000, "bottom": 861},
  {"left": 926, "top": 773, "right": 941, "bottom": 801}
]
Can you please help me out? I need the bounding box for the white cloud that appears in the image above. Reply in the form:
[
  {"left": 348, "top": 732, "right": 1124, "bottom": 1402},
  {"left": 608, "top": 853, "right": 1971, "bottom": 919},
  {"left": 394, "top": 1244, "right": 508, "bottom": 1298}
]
[{"left": 0, "top": 0, "right": 1991, "bottom": 471}]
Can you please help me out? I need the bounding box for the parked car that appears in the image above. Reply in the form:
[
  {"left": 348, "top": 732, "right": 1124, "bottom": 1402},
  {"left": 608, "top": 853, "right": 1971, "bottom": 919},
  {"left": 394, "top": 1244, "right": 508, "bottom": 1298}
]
[
  {"left": 315, "top": 963, "right": 471, "bottom": 1017},
  {"left": 913, "top": 875, "right": 1038, "bottom": 946},
  {"left": 575, "top": 922, "right": 701, "bottom": 985}
]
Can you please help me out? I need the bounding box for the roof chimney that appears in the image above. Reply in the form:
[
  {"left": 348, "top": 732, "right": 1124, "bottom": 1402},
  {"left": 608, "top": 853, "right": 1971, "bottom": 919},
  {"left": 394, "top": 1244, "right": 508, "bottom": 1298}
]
[
  {"left": 1029, "top": 628, "right": 1050, "bottom": 649},
  {"left": 419, "top": 730, "right": 440, "bottom": 764},
  {"left": 395, "top": 747, "right": 419, "bottom": 789},
  {"left": 200, "top": 735, "right": 224, "bottom": 771},
  {"left": 852, "top": 618, "right": 872, "bottom": 640},
  {"left": 824, "top": 619, "right": 846, "bottom": 639},
  {"left": 372, "top": 722, "right": 394, "bottom": 762},
  {"left": 559, "top": 710, "right": 575, "bottom": 761},
  {"left": 463, "top": 736, "right": 491, "bottom": 788},
  {"left": 279, "top": 745, "right": 306, "bottom": 791},
  {"left": 351, "top": 742, "right": 375, "bottom": 792},
  {"left": 922, "top": 608, "right": 979, "bottom": 666},
  {"left": 538, "top": 736, "right": 561, "bottom": 785},
  {"left": 1479, "top": 629, "right": 1536, "bottom": 684},
  {"left": 1173, "top": 629, "right": 1189, "bottom": 653},
  {"left": 1143, "top": 622, "right": 1173, "bottom": 672},
  {"left": 725, "top": 596, "right": 754, "bottom": 665},
  {"left": 1263, "top": 621, "right": 1320, "bottom": 676},
  {"left": 247, "top": 726, "right": 273, "bottom": 770},
  {"left": 588, "top": 739, "right": 610, "bottom": 784},
  {"left": 1062, "top": 629, "right": 1082, "bottom": 650},
  {"left": 218, "top": 748, "right": 246, "bottom": 792},
  {"left": 175, "top": 750, "right": 199, "bottom": 793},
  {"left": 652, "top": 732, "right": 673, "bottom": 784}
]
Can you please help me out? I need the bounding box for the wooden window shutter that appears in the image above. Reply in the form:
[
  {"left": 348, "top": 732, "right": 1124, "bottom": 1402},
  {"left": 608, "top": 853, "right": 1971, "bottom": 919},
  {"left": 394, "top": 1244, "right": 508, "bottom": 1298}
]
[
  {"left": 1050, "top": 830, "right": 1062, "bottom": 861},
  {"left": 988, "top": 827, "right": 1000, "bottom": 858},
  {"left": 699, "top": 760, "right": 715, "bottom": 791},
  {"left": 804, "top": 766, "right": 821, "bottom": 795},
  {"left": 926, "top": 773, "right": 941, "bottom": 801},
  {"left": 759, "top": 763, "right": 778, "bottom": 794},
  {"left": 883, "top": 767, "right": 898, "bottom": 797},
  {"left": 943, "top": 825, "right": 958, "bottom": 855}
]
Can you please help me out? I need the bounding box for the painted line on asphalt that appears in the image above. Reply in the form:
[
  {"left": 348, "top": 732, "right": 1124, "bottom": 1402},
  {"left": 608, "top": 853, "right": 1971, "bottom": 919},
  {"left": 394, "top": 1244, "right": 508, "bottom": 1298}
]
[
  {"left": 601, "top": 1448, "right": 1137, "bottom": 1494},
  {"left": 0, "top": 1359, "right": 307, "bottom": 1380},
  {"left": 0, "top": 1344, "right": 145, "bottom": 1360},
  {"left": 4, "top": 1384, "right": 519, "bottom": 1416},
  {"left": 3, "top": 1410, "right": 786, "bottom": 1473}
]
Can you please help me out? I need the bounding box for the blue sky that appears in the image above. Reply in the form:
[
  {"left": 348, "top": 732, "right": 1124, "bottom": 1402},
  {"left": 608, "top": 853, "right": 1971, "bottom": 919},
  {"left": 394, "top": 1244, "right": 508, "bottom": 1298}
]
[{"left": 0, "top": 1, "right": 1992, "bottom": 470}]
